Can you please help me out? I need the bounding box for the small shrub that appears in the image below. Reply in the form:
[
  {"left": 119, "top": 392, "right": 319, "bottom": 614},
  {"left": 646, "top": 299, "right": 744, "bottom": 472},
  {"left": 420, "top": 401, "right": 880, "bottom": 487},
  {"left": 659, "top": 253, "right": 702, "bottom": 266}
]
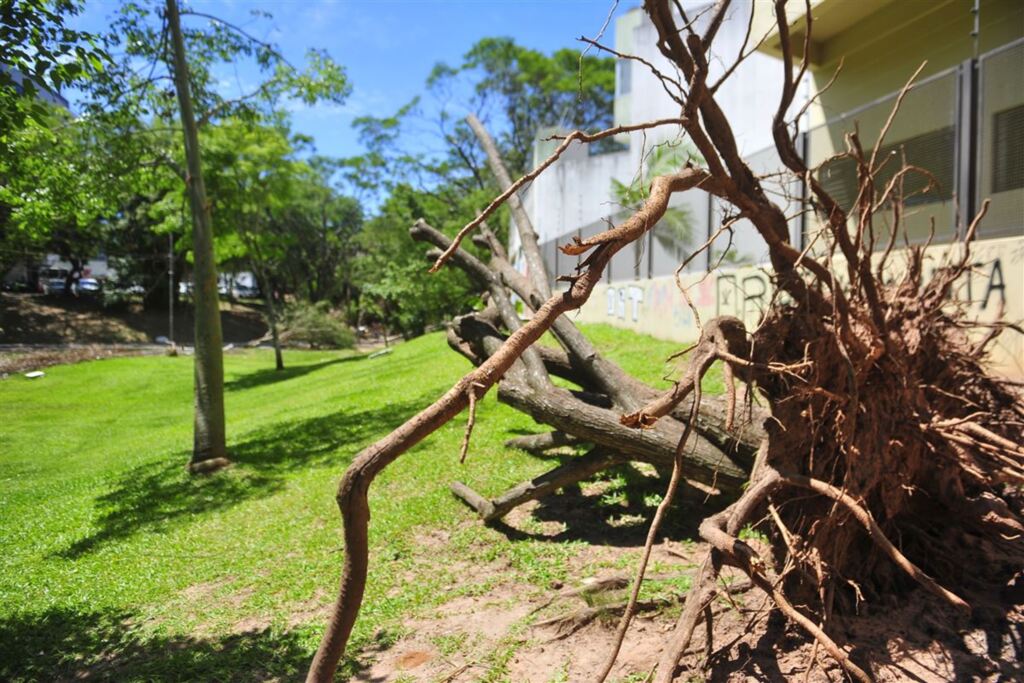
[
  {"left": 282, "top": 301, "right": 355, "bottom": 349},
  {"left": 100, "top": 287, "right": 135, "bottom": 310}
]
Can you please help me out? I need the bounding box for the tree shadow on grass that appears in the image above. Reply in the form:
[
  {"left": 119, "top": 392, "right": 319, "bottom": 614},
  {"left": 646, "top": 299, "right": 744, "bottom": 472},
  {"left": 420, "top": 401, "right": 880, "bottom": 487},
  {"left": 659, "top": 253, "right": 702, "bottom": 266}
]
[
  {"left": 0, "top": 606, "right": 385, "bottom": 682},
  {"left": 56, "top": 395, "right": 433, "bottom": 559},
  {"left": 485, "top": 457, "right": 733, "bottom": 548},
  {"left": 225, "top": 354, "right": 367, "bottom": 392}
]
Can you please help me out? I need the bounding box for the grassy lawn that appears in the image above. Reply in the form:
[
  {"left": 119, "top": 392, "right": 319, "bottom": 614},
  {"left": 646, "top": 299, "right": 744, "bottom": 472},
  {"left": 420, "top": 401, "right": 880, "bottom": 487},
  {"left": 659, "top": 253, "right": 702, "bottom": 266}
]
[{"left": 0, "top": 324, "right": 721, "bottom": 682}]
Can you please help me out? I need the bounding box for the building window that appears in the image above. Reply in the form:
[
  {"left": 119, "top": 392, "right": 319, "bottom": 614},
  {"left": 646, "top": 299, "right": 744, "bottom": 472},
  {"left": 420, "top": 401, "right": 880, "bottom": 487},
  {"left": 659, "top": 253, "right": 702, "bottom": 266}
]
[
  {"left": 817, "top": 155, "right": 857, "bottom": 212},
  {"left": 877, "top": 127, "right": 956, "bottom": 207},
  {"left": 817, "top": 126, "right": 956, "bottom": 210},
  {"left": 617, "top": 59, "right": 631, "bottom": 96},
  {"left": 992, "top": 104, "right": 1024, "bottom": 193}
]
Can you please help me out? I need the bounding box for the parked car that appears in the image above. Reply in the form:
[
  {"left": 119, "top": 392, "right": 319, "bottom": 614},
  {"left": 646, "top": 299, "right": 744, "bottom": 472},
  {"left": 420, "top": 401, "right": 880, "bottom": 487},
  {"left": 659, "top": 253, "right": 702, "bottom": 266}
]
[
  {"left": 43, "top": 277, "right": 67, "bottom": 295},
  {"left": 76, "top": 278, "right": 102, "bottom": 296},
  {"left": 232, "top": 283, "right": 260, "bottom": 298},
  {"left": 39, "top": 267, "right": 69, "bottom": 295}
]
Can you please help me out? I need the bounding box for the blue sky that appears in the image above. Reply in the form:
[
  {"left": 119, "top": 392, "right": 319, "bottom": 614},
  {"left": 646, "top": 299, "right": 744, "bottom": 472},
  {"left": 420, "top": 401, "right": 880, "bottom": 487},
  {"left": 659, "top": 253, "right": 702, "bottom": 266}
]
[{"left": 70, "top": 0, "right": 632, "bottom": 160}]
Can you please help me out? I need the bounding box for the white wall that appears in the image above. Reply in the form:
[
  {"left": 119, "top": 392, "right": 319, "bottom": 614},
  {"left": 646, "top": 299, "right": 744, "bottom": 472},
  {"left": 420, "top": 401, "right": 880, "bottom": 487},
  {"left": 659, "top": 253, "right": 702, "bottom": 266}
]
[{"left": 518, "top": 3, "right": 800, "bottom": 277}]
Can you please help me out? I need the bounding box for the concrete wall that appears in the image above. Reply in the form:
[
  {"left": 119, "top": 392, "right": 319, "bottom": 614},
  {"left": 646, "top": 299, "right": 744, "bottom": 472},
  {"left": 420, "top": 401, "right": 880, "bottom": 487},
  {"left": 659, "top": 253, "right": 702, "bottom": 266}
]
[
  {"left": 627, "top": 3, "right": 791, "bottom": 158},
  {"left": 519, "top": 2, "right": 1023, "bottom": 377},
  {"left": 574, "top": 235, "right": 1024, "bottom": 378},
  {"left": 519, "top": 2, "right": 797, "bottom": 269},
  {"left": 807, "top": 0, "right": 1023, "bottom": 125},
  {"left": 523, "top": 138, "right": 633, "bottom": 247}
]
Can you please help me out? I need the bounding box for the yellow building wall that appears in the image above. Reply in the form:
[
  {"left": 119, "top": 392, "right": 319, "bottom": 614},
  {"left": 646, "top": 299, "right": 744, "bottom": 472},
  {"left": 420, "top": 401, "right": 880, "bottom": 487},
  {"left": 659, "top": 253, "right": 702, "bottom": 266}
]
[
  {"left": 573, "top": 236, "right": 1024, "bottom": 378},
  {"left": 571, "top": 1, "right": 1022, "bottom": 377},
  {"left": 809, "top": 0, "right": 1023, "bottom": 124}
]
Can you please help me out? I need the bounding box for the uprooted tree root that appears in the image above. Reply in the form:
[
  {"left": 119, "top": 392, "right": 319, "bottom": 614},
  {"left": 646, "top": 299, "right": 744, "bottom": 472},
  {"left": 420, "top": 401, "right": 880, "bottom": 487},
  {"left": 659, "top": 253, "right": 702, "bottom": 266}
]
[
  {"left": 305, "top": 1, "right": 1023, "bottom": 681},
  {"left": 637, "top": 254, "right": 1024, "bottom": 683}
]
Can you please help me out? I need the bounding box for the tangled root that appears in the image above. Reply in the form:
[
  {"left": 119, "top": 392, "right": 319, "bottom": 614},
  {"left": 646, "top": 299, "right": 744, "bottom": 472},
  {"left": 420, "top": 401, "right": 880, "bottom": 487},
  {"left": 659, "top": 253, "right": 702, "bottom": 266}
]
[{"left": 643, "top": 246, "right": 1024, "bottom": 682}]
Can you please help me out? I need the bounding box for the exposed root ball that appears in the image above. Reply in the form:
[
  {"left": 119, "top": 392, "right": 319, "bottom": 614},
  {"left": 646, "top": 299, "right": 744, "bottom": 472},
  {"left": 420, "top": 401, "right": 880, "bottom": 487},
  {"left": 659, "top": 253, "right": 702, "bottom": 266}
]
[{"left": 750, "top": 249, "right": 1024, "bottom": 604}]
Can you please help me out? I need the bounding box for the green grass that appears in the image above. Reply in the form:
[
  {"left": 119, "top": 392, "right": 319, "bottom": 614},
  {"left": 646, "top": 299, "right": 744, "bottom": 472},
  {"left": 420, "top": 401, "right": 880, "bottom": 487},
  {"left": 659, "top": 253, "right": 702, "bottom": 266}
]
[{"left": 0, "top": 324, "right": 720, "bottom": 682}]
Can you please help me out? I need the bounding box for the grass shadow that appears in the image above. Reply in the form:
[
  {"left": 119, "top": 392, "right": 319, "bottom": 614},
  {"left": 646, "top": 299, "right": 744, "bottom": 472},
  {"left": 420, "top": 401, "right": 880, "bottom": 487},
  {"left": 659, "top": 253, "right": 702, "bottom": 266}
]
[
  {"left": 0, "top": 606, "right": 386, "bottom": 682},
  {"left": 57, "top": 396, "right": 432, "bottom": 559},
  {"left": 487, "top": 455, "right": 734, "bottom": 548},
  {"left": 225, "top": 354, "right": 366, "bottom": 392}
]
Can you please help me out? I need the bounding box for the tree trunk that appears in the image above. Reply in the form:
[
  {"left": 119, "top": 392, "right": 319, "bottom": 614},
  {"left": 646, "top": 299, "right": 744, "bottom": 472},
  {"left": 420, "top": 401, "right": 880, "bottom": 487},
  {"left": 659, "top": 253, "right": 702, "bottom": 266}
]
[
  {"left": 62, "top": 256, "right": 82, "bottom": 297},
  {"left": 269, "top": 299, "right": 284, "bottom": 371},
  {"left": 467, "top": 114, "right": 552, "bottom": 299},
  {"left": 254, "top": 263, "right": 284, "bottom": 371},
  {"left": 166, "top": 0, "right": 227, "bottom": 470}
]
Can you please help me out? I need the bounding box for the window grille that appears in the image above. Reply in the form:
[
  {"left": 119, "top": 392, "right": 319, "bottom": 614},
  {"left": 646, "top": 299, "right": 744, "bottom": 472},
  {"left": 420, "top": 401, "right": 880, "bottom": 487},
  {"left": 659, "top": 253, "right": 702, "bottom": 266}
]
[{"left": 991, "top": 104, "right": 1024, "bottom": 194}]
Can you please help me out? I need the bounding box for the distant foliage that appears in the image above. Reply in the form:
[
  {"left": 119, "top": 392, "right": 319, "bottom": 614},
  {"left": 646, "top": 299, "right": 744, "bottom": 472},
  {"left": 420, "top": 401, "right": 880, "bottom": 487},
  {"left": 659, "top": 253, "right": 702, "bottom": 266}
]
[{"left": 282, "top": 301, "right": 354, "bottom": 349}]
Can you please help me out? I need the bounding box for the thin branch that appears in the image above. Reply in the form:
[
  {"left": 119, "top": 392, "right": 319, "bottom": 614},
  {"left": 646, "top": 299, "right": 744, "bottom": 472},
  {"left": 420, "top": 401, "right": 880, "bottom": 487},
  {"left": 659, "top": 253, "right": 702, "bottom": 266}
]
[
  {"left": 458, "top": 383, "right": 483, "bottom": 464},
  {"left": 578, "top": 36, "right": 685, "bottom": 104},
  {"left": 429, "top": 117, "right": 689, "bottom": 273}
]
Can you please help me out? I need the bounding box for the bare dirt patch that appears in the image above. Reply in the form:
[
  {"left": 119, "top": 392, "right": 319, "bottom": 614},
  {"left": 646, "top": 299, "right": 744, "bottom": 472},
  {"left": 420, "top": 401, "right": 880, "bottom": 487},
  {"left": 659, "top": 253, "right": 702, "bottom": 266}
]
[
  {"left": 350, "top": 582, "right": 533, "bottom": 683},
  {"left": 287, "top": 588, "right": 332, "bottom": 629},
  {"left": 0, "top": 343, "right": 164, "bottom": 375},
  {"left": 0, "top": 292, "right": 265, "bottom": 345},
  {"left": 348, "top": 561, "right": 1022, "bottom": 682},
  {"left": 231, "top": 614, "right": 273, "bottom": 634},
  {"left": 179, "top": 577, "right": 235, "bottom": 603},
  {"left": 345, "top": 492, "right": 1023, "bottom": 682}
]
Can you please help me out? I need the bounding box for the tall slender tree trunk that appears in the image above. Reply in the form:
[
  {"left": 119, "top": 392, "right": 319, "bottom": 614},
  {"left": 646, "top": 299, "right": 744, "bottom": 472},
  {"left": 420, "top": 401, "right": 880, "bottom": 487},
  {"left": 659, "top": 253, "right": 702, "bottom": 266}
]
[
  {"left": 466, "top": 114, "right": 551, "bottom": 299},
  {"left": 253, "top": 261, "right": 285, "bottom": 371},
  {"left": 166, "top": 0, "right": 227, "bottom": 469},
  {"left": 267, "top": 290, "right": 284, "bottom": 372}
]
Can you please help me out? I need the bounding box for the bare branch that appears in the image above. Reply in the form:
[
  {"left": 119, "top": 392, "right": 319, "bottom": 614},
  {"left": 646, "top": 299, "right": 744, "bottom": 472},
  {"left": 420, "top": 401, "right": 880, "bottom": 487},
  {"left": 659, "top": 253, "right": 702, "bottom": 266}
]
[{"left": 429, "top": 117, "right": 689, "bottom": 273}]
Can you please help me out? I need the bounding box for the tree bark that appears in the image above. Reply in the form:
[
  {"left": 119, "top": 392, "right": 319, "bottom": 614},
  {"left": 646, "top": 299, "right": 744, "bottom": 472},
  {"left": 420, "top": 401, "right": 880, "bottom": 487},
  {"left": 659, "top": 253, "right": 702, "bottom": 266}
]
[
  {"left": 467, "top": 114, "right": 552, "bottom": 299},
  {"left": 497, "top": 380, "right": 749, "bottom": 492},
  {"left": 426, "top": 222, "right": 763, "bottom": 503},
  {"left": 452, "top": 447, "right": 624, "bottom": 522},
  {"left": 166, "top": 0, "right": 227, "bottom": 468},
  {"left": 253, "top": 261, "right": 284, "bottom": 371}
]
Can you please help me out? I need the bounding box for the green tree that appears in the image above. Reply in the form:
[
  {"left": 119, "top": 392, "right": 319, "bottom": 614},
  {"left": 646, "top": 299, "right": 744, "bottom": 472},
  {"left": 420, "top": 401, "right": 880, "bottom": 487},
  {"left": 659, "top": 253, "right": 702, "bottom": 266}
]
[
  {"left": 0, "top": 107, "right": 119, "bottom": 290},
  {"left": 0, "top": 0, "right": 106, "bottom": 135},
  {"left": 428, "top": 37, "right": 616, "bottom": 177},
  {"left": 338, "top": 38, "right": 615, "bottom": 337},
  {"left": 611, "top": 143, "right": 697, "bottom": 265},
  {"left": 276, "top": 159, "right": 364, "bottom": 307},
  {"left": 74, "top": 0, "right": 349, "bottom": 471},
  {"left": 203, "top": 120, "right": 301, "bottom": 370},
  {"left": 353, "top": 184, "right": 477, "bottom": 339}
]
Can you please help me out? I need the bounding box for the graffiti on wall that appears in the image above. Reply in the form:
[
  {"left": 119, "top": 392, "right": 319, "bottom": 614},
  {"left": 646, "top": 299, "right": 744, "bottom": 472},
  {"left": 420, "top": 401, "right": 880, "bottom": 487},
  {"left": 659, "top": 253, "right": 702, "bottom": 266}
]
[
  {"left": 579, "top": 237, "right": 1021, "bottom": 374},
  {"left": 605, "top": 268, "right": 776, "bottom": 331},
  {"left": 601, "top": 255, "right": 1012, "bottom": 333},
  {"left": 930, "top": 259, "right": 1007, "bottom": 310}
]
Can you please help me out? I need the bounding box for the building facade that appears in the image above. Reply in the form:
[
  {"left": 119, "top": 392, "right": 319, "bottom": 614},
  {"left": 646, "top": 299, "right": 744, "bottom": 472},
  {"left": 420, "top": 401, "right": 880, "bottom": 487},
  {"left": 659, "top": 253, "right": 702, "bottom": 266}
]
[{"left": 518, "top": 0, "right": 1023, "bottom": 376}]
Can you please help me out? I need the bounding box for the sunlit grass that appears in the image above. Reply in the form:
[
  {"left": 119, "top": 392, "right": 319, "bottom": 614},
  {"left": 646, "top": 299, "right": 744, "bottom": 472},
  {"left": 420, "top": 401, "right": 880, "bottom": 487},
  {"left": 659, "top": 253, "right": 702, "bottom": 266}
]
[{"left": 0, "top": 324, "right": 719, "bottom": 681}]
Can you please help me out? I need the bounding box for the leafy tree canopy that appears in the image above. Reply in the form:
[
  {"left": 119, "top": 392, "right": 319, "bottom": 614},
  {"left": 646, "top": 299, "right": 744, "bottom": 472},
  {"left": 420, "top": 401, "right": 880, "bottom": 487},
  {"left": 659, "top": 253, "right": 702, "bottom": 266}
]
[{"left": 0, "top": 0, "right": 106, "bottom": 134}]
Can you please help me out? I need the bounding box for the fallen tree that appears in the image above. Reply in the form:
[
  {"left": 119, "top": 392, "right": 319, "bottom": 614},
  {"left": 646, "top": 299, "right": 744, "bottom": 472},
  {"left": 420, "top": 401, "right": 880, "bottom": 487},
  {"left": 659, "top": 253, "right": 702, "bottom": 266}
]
[
  {"left": 306, "top": 1, "right": 1024, "bottom": 681},
  {"left": 409, "top": 217, "right": 765, "bottom": 510}
]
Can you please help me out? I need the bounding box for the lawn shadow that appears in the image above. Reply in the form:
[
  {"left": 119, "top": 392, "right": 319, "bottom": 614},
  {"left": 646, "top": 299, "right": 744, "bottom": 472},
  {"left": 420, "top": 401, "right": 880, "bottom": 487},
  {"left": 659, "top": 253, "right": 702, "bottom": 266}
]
[
  {"left": 485, "top": 452, "right": 734, "bottom": 548},
  {"left": 225, "top": 354, "right": 366, "bottom": 392},
  {"left": 0, "top": 606, "right": 386, "bottom": 682},
  {"left": 57, "top": 395, "right": 433, "bottom": 559}
]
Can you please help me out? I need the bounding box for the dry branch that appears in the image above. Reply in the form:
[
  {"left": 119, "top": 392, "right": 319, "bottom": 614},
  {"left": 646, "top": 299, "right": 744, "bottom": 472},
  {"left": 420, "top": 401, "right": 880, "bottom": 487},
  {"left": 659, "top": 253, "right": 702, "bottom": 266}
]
[{"left": 309, "top": 2, "right": 1024, "bottom": 681}]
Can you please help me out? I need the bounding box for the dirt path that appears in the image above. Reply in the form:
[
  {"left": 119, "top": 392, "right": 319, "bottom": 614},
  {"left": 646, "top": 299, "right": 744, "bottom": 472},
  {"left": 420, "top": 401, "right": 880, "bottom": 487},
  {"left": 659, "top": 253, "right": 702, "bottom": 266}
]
[
  {"left": 336, "top": 496, "right": 1023, "bottom": 683},
  {"left": 0, "top": 343, "right": 168, "bottom": 375}
]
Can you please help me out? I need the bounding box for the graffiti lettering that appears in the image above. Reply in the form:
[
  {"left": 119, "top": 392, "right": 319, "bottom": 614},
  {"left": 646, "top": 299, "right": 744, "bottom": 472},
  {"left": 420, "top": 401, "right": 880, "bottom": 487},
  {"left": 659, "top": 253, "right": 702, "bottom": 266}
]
[
  {"left": 982, "top": 258, "right": 1006, "bottom": 310},
  {"left": 606, "top": 285, "right": 646, "bottom": 321},
  {"left": 716, "top": 275, "right": 736, "bottom": 315},
  {"left": 742, "top": 274, "right": 767, "bottom": 318},
  {"left": 628, "top": 286, "right": 644, "bottom": 321}
]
